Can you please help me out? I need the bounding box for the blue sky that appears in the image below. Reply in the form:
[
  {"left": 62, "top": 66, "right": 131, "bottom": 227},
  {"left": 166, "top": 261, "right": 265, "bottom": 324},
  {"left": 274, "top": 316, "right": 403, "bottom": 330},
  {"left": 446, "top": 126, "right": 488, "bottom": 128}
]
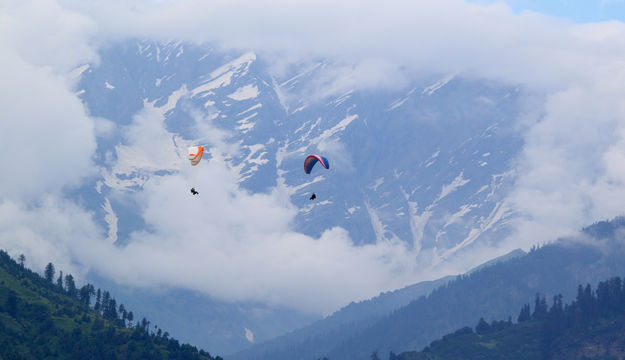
[{"left": 474, "top": 0, "right": 625, "bottom": 23}]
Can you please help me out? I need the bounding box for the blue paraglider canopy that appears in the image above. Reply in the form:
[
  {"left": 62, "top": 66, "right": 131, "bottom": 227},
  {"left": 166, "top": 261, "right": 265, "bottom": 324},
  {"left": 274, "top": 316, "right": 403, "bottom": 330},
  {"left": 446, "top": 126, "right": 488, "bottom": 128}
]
[{"left": 304, "top": 155, "right": 330, "bottom": 174}]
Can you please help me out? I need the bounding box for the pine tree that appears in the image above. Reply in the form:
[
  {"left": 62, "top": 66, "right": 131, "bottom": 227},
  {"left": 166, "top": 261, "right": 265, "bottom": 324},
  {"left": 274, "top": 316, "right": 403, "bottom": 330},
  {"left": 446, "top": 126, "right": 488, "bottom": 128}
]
[
  {"left": 79, "top": 284, "right": 95, "bottom": 306},
  {"left": 44, "top": 262, "right": 55, "bottom": 283},
  {"left": 475, "top": 317, "right": 491, "bottom": 334},
  {"left": 65, "top": 274, "right": 77, "bottom": 298},
  {"left": 119, "top": 304, "right": 127, "bottom": 325},
  {"left": 532, "top": 294, "right": 548, "bottom": 320},
  {"left": 101, "top": 291, "right": 111, "bottom": 316},
  {"left": 56, "top": 271, "right": 64, "bottom": 290},
  {"left": 517, "top": 303, "right": 531, "bottom": 322},
  {"left": 127, "top": 311, "right": 134, "bottom": 326},
  {"left": 105, "top": 298, "right": 118, "bottom": 320},
  {"left": 94, "top": 288, "right": 101, "bottom": 311},
  {"left": 18, "top": 254, "right": 25, "bottom": 267}
]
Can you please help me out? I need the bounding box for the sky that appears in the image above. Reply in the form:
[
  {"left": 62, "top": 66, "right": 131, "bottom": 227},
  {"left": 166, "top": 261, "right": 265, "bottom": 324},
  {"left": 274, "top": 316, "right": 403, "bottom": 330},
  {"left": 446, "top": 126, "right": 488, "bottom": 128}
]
[
  {"left": 501, "top": 0, "right": 625, "bottom": 23},
  {"left": 2, "top": 0, "right": 625, "bottom": 315}
]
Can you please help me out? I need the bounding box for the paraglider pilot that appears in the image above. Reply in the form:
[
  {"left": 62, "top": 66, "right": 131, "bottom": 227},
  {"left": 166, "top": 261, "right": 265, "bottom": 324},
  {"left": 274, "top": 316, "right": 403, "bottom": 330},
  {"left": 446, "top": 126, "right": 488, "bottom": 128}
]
[
  {"left": 309, "top": 193, "right": 316, "bottom": 200},
  {"left": 191, "top": 187, "right": 199, "bottom": 195}
]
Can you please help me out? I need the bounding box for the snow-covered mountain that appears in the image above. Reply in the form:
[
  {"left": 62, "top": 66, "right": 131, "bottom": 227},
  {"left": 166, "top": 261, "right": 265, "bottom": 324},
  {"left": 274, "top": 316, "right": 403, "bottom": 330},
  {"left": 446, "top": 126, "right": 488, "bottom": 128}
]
[
  {"left": 82, "top": 40, "right": 524, "bottom": 256},
  {"left": 74, "top": 40, "right": 529, "bottom": 354}
]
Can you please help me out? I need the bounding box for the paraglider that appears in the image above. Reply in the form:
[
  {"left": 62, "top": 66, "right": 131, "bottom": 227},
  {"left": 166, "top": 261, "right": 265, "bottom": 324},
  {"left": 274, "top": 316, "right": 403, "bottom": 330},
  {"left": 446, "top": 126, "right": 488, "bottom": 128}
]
[
  {"left": 188, "top": 146, "right": 204, "bottom": 166},
  {"left": 304, "top": 155, "right": 329, "bottom": 200},
  {"left": 188, "top": 146, "right": 205, "bottom": 194},
  {"left": 304, "top": 155, "right": 330, "bottom": 174}
]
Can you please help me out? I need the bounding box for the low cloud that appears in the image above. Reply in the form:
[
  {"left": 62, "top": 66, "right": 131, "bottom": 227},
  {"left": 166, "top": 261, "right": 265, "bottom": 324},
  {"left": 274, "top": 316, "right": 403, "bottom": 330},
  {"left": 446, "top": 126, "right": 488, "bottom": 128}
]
[{"left": 507, "top": 67, "right": 625, "bottom": 248}]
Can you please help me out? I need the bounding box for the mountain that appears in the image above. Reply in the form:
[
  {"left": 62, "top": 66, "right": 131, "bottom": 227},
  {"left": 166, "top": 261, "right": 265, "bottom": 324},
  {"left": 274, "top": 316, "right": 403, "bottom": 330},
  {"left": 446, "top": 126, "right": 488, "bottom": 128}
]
[
  {"left": 230, "top": 249, "right": 527, "bottom": 360},
  {"left": 80, "top": 40, "right": 525, "bottom": 252},
  {"left": 230, "top": 274, "right": 456, "bottom": 360},
  {"left": 234, "top": 217, "right": 625, "bottom": 360},
  {"left": 0, "top": 249, "right": 221, "bottom": 360},
  {"left": 395, "top": 275, "right": 625, "bottom": 360},
  {"left": 71, "top": 39, "right": 530, "bottom": 354}
]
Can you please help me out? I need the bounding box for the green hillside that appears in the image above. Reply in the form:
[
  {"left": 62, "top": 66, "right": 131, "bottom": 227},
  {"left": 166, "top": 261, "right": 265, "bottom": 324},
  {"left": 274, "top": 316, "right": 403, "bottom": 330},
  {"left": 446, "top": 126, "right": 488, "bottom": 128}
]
[
  {"left": 394, "top": 277, "right": 625, "bottom": 360},
  {"left": 0, "top": 250, "right": 221, "bottom": 360}
]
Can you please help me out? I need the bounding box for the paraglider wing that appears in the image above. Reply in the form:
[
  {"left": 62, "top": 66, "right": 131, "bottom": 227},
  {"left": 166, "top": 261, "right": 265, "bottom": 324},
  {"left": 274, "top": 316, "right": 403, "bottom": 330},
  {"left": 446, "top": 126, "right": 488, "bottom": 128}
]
[
  {"left": 188, "top": 146, "right": 204, "bottom": 166},
  {"left": 304, "top": 155, "right": 330, "bottom": 174}
]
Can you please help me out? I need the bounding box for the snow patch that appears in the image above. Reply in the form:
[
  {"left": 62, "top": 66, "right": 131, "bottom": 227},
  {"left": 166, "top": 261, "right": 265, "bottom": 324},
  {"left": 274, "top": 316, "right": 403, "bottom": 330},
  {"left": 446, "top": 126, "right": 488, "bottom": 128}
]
[
  {"left": 318, "top": 114, "right": 358, "bottom": 141},
  {"left": 209, "top": 51, "right": 255, "bottom": 79},
  {"left": 228, "top": 84, "right": 259, "bottom": 101},
  {"left": 423, "top": 149, "right": 440, "bottom": 168},
  {"left": 157, "top": 85, "right": 187, "bottom": 115},
  {"left": 388, "top": 87, "right": 417, "bottom": 110},
  {"left": 237, "top": 104, "right": 262, "bottom": 116},
  {"left": 191, "top": 73, "right": 230, "bottom": 97},
  {"left": 102, "top": 198, "right": 118, "bottom": 244},
  {"left": 230, "top": 144, "right": 268, "bottom": 183},
  {"left": 237, "top": 112, "right": 258, "bottom": 133},
  {"left": 444, "top": 204, "right": 476, "bottom": 228},
  {"left": 423, "top": 74, "right": 455, "bottom": 95},
  {"left": 438, "top": 172, "right": 470, "bottom": 201},
  {"left": 347, "top": 206, "right": 360, "bottom": 215},
  {"left": 441, "top": 201, "right": 510, "bottom": 259},
  {"left": 365, "top": 201, "right": 387, "bottom": 243},
  {"left": 69, "top": 64, "right": 90, "bottom": 81},
  {"left": 244, "top": 328, "right": 254, "bottom": 343}
]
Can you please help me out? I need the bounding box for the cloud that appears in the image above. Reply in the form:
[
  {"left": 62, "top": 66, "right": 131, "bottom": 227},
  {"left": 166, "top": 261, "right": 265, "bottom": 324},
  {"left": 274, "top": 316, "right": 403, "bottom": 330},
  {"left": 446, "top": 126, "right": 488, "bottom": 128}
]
[
  {"left": 0, "top": 196, "right": 105, "bottom": 279},
  {"left": 93, "top": 166, "right": 416, "bottom": 313},
  {"left": 61, "top": 0, "right": 625, "bottom": 92},
  {"left": 506, "top": 67, "right": 625, "bottom": 248},
  {"left": 0, "top": 50, "right": 96, "bottom": 202},
  {"left": 1, "top": 0, "right": 98, "bottom": 72}
]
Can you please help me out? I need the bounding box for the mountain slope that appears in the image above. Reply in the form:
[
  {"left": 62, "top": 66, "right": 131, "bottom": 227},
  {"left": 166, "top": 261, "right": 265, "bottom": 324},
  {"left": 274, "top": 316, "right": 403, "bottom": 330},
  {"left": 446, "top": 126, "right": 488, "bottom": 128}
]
[
  {"left": 231, "top": 275, "right": 456, "bottom": 360},
  {"left": 235, "top": 218, "right": 625, "bottom": 360},
  {"left": 396, "top": 275, "right": 625, "bottom": 360},
  {"left": 0, "top": 249, "right": 220, "bottom": 360},
  {"left": 80, "top": 40, "right": 527, "bottom": 258}
]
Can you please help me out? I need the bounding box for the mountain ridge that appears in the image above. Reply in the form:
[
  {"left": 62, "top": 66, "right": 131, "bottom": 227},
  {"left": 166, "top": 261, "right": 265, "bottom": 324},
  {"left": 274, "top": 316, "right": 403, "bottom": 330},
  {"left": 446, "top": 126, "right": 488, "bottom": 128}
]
[{"left": 235, "top": 217, "right": 625, "bottom": 360}]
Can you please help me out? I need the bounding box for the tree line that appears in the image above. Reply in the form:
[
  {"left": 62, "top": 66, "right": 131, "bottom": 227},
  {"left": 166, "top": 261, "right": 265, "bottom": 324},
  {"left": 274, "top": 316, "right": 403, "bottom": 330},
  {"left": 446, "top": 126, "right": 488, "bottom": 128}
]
[{"left": 0, "top": 250, "right": 221, "bottom": 359}]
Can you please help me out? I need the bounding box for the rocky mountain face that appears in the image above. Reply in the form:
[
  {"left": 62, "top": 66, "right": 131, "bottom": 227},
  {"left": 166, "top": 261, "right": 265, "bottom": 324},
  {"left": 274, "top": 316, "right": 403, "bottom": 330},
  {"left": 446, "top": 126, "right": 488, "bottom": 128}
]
[
  {"left": 74, "top": 40, "right": 529, "bottom": 354},
  {"left": 81, "top": 40, "right": 526, "bottom": 260}
]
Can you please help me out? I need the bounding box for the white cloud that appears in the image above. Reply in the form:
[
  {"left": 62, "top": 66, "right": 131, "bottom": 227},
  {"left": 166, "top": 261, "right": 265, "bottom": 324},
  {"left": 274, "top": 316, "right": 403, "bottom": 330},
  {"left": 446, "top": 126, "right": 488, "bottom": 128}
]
[
  {"left": 0, "top": 49, "right": 96, "bottom": 201},
  {"left": 1, "top": 0, "right": 99, "bottom": 72},
  {"left": 61, "top": 0, "right": 625, "bottom": 91},
  {"left": 0, "top": 196, "right": 106, "bottom": 279},
  {"left": 506, "top": 67, "right": 625, "bottom": 248},
  {"left": 94, "top": 169, "right": 416, "bottom": 313}
]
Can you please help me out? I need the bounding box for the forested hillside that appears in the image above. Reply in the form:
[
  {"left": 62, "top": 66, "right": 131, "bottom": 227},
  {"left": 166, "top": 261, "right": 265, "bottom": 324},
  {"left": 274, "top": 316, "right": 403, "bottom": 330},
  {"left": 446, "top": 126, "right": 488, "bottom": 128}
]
[
  {"left": 239, "top": 217, "right": 625, "bottom": 360},
  {"left": 395, "top": 276, "right": 625, "bottom": 360},
  {"left": 0, "top": 250, "right": 221, "bottom": 360}
]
